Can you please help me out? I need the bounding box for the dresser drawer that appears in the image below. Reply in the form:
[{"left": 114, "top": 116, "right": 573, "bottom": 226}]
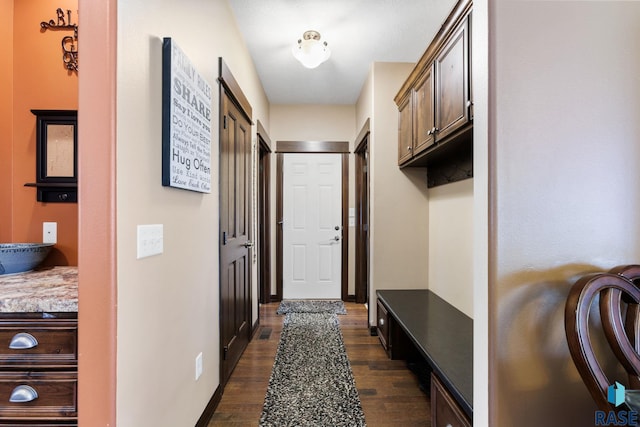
[
  {"left": 0, "top": 320, "right": 77, "bottom": 367},
  {"left": 431, "top": 373, "right": 471, "bottom": 427},
  {"left": 0, "top": 371, "right": 77, "bottom": 420},
  {"left": 376, "top": 300, "right": 390, "bottom": 352}
]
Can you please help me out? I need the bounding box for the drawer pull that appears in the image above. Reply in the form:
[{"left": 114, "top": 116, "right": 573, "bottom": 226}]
[
  {"left": 446, "top": 424, "right": 453, "bottom": 427},
  {"left": 378, "top": 318, "right": 385, "bottom": 326},
  {"left": 9, "top": 333, "right": 38, "bottom": 350},
  {"left": 9, "top": 385, "right": 39, "bottom": 403}
]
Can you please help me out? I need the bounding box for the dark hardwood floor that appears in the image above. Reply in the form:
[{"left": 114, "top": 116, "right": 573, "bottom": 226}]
[{"left": 208, "top": 302, "right": 431, "bottom": 426}]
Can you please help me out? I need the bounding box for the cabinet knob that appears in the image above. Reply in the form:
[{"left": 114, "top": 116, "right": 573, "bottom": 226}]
[
  {"left": 9, "top": 332, "right": 38, "bottom": 350},
  {"left": 9, "top": 385, "right": 38, "bottom": 403},
  {"left": 378, "top": 318, "right": 385, "bottom": 326},
  {"left": 407, "top": 146, "right": 412, "bottom": 152},
  {"left": 58, "top": 193, "right": 69, "bottom": 201}
]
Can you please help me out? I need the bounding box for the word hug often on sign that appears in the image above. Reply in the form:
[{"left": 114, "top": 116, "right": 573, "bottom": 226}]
[{"left": 161, "top": 38, "right": 212, "bottom": 193}]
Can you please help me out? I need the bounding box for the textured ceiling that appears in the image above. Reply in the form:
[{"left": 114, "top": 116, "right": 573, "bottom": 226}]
[{"left": 227, "top": 0, "right": 456, "bottom": 105}]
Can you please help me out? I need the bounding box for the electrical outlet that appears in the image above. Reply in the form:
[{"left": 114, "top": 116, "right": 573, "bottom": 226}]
[
  {"left": 43, "top": 222, "right": 57, "bottom": 244},
  {"left": 195, "top": 352, "right": 203, "bottom": 380},
  {"left": 136, "top": 224, "right": 163, "bottom": 259}
]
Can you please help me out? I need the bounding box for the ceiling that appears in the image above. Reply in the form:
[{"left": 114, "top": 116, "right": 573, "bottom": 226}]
[{"left": 227, "top": 0, "right": 457, "bottom": 105}]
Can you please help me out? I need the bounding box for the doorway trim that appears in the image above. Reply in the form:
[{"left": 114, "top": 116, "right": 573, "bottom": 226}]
[
  {"left": 257, "top": 121, "right": 272, "bottom": 304},
  {"left": 275, "top": 141, "right": 350, "bottom": 301},
  {"left": 354, "top": 119, "right": 370, "bottom": 305}
]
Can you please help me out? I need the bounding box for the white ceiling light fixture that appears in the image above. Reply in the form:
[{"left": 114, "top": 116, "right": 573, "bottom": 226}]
[{"left": 292, "top": 30, "right": 331, "bottom": 69}]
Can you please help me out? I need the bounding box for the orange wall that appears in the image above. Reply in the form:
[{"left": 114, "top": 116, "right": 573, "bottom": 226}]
[
  {"left": 10, "top": 0, "right": 78, "bottom": 265},
  {"left": 77, "top": 0, "right": 117, "bottom": 423},
  {"left": 0, "top": 0, "right": 14, "bottom": 243}
]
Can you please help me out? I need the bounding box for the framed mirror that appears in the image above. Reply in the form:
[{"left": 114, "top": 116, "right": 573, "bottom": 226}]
[
  {"left": 32, "top": 110, "right": 77, "bottom": 183},
  {"left": 28, "top": 110, "right": 78, "bottom": 202}
]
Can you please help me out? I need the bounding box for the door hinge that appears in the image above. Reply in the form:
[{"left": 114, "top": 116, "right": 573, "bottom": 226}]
[
  {"left": 223, "top": 346, "right": 228, "bottom": 360},
  {"left": 223, "top": 115, "right": 228, "bottom": 129},
  {"left": 222, "top": 231, "right": 227, "bottom": 245}
]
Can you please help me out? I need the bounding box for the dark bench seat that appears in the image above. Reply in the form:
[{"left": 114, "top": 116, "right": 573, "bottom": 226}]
[{"left": 376, "top": 289, "right": 473, "bottom": 418}]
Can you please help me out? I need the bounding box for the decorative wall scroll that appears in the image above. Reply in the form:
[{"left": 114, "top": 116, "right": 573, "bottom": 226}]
[
  {"left": 40, "top": 8, "right": 78, "bottom": 72},
  {"left": 161, "top": 38, "right": 212, "bottom": 193}
]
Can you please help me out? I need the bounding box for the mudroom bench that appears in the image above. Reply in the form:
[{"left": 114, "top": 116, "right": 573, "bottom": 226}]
[{"left": 376, "top": 289, "right": 473, "bottom": 426}]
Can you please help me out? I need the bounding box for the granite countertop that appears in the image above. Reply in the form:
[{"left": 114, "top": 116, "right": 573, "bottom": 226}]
[{"left": 0, "top": 266, "right": 78, "bottom": 313}]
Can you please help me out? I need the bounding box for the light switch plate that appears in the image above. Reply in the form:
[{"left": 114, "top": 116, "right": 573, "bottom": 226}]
[
  {"left": 137, "top": 224, "right": 163, "bottom": 259},
  {"left": 43, "top": 222, "right": 57, "bottom": 244},
  {"left": 195, "top": 352, "right": 203, "bottom": 380}
]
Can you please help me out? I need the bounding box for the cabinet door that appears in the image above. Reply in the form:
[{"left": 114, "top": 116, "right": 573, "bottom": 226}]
[
  {"left": 412, "top": 64, "right": 436, "bottom": 156},
  {"left": 397, "top": 94, "right": 413, "bottom": 165},
  {"left": 435, "top": 17, "right": 470, "bottom": 141}
]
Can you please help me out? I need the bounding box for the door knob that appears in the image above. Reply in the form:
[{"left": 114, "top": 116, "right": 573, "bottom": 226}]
[
  {"left": 243, "top": 241, "right": 254, "bottom": 248},
  {"left": 333, "top": 236, "right": 340, "bottom": 241}
]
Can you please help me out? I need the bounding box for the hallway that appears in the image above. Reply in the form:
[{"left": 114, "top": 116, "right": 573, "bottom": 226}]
[{"left": 208, "top": 302, "right": 431, "bottom": 426}]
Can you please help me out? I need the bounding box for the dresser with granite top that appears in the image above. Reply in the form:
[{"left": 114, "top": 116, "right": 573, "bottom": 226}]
[{"left": 0, "top": 267, "right": 78, "bottom": 425}]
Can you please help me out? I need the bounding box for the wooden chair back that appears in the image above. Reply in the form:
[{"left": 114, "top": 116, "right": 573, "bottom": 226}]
[{"left": 565, "top": 265, "right": 640, "bottom": 411}]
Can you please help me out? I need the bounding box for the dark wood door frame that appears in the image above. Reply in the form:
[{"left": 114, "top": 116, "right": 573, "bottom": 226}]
[
  {"left": 275, "top": 141, "right": 350, "bottom": 302},
  {"left": 354, "top": 120, "right": 370, "bottom": 305},
  {"left": 257, "top": 121, "right": 272, "bottom": 304},
  {"left": 218, "top": 58, "right": 253, "bottom": 387}
]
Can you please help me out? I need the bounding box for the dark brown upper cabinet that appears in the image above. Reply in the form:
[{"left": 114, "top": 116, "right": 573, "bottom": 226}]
[
  {"left": 394, "top": 0, "right": 473, "bottom": 187},
  {"left": 435, "top": 17, "right": 470, "bottom": 142},
  {"left": 397, "top": 93, "right": 414, "bottom": 164},
  {"left": 413, "top": 63, "right": 436, "bottom": 157}
]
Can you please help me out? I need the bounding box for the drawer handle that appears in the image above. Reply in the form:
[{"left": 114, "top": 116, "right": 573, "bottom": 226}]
[
  {"left": 9, "top": 385, "right": 39, "bottom": 403},
  {"left": 9, "top": 333, "right": 38, "bottom": 350},
  {"left": 378, "top": 318, "right": 385, "bottom": 327},
  {"left": 446, "top": 424, "right": 453, "bottom": 427}
]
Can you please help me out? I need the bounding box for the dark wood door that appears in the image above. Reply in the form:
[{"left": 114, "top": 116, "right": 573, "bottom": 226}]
[
  {"left": 435, "top": 16, "right": 470, "bottom": 141},
  {"left": 412, "top": 64, "right": 436, "bottom": 156},
  {"left": 220, "top": 91, "right": 252, "bottom": 384}
]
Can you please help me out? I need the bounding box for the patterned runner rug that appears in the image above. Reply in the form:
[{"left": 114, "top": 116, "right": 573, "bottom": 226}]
[
  {"left": 259, "top": 312, "right": 366, "bottom": 426},
  {"left": 276, "top": 299, "right": 347, "bottom": 315}
]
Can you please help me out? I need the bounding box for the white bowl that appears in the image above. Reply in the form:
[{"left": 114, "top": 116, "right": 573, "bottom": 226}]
[{"left": 0, "top": 243, "right": 55, "bottom": 275}]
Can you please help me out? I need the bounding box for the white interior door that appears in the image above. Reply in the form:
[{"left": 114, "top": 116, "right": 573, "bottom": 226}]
[{"left": 283, "top": 153, "right": 342, "bottom": 299}]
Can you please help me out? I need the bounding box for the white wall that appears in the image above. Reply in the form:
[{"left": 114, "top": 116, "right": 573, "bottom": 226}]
[
  {"left": 490, "top": 2, "right": 640, "bottom": 426},
  {"left": 428, "top": 179, "right": 473, "bottom": 317},
  {"left": 115, "top": 1, "right": 269, "bottom": 425},
  {"left": 471, "top": 0, "right": 489, "bottom": 425},
  {"left": 356, "top": 62, "right": 430, "bottom": 326},
  {"left": 269, "top": 104, "right": 357, "bottom": 295}
]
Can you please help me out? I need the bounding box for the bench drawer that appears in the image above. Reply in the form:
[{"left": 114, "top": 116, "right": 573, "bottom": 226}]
[
  {"left": 432, "top": 373, "right": 471, "bottom": 427},
  {"left": 376, "top": 300, "right": 390, "bottom": 352}
]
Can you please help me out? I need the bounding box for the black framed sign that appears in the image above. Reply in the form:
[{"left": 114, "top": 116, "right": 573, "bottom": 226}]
[{"left": 162, "top": 37, "right": 212, "bottom": 193}]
